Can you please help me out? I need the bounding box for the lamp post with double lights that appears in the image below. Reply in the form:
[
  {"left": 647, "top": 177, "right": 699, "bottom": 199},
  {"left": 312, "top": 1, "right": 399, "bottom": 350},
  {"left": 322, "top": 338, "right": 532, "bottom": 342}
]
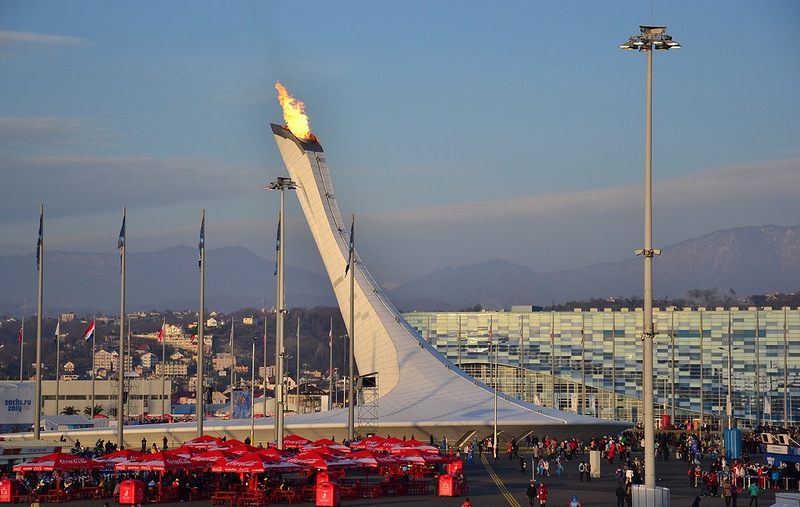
[
  {"left": 267, "top": 176, "right": 296, "bottom": 449},
  {"left": 619, "top": 25, "right": 680, "bottom": 489}
]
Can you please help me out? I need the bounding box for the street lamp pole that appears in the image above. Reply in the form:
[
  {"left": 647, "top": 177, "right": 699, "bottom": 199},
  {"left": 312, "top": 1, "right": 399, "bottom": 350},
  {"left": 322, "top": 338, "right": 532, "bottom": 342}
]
[
  {"left": 620, "top": 25, "right": 680, "bottom": 490},
  {"left": 267, "top": 176, "right": 296, "bottom": 449}
]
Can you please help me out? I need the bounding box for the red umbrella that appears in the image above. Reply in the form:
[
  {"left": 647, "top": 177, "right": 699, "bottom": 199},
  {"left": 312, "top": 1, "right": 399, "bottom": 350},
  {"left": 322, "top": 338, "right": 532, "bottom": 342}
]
[
  {"left": 254, "top": 447, "right": 293, "bottom": 460},
  {"left": 387, "top": 442, "right": 441, "bottom": 455},
  {"left": 183, "top": 435, "right": 222, "bottom": 450},
  {"left": 211, "top": 442, "right": 259, "bottom": 455},
  {"left": 350, "top": 435, "right": 386, "bottom": 450},
  {"left": 282, "top": 435, "right": 312, "bottom": 449},
  {"left": 114, "top": 451, "right": 203, "bottom": 472},
  {"left": 188, "top": 449, "right": 238, "bottom": 465},
  {"left": 303, "top": 439, "right": 351, "bottom": 454},
  {"left": 349, "top": 450, "right": 402, "bottom": 468},
  {"left": 376, "top": 437, "right": 406, "bottom": 452},
  {"left": 286, "top": 450, "right": 357, "bottom": 470},
  {"left": 393, "top": 448, "right": 452, "bottom": 465},
  {"left": 13, "top": 452, "right": 103, "bottom": 472},
  {"left": 210, "top": 452, "right": 302, "bottom": 474}
]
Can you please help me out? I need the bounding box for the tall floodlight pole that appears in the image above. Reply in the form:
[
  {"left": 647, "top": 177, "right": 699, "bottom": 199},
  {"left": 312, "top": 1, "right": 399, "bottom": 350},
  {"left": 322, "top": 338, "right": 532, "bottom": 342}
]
[
  {"left": 197, "top": 210, "right": 206, "bottom": 436},
  {"left": 620, "top": 25, "right": 680, "bottom": 489},
  {"left": 117, "top": 208, "right": 126, "bottom": 448},
  {"left": 347, "top": 215, "right": 355, "bottom": 442},
  {"left": 267, "top": 177, "right": 296, "bottom": 449},
  {"left": 34, "top": 205, "right": 43, "bottom": 440}
]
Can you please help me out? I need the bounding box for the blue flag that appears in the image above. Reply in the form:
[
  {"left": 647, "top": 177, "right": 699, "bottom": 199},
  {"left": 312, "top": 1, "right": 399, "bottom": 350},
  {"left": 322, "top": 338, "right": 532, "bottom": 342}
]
[
  {"left": 198, "top": 216, "right": 205, "bottom": 270},
  {"left": 36, "top": 209, "right": 43, "bottom": 271},
  {"left": 117, "top": 215, "right": 126, "bottom": 250},
  {"left": 274, "top": 216, "right": 281, "bottom": 276},
  {"left": 344, "top": 217, "right": 354, "bottom": 276}
]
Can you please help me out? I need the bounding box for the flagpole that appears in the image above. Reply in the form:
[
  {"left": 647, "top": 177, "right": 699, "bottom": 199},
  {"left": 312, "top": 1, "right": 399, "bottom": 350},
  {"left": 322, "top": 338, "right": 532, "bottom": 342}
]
[
  {"left": 262, "top": 306, "right": 267, "bottom": 419},
  {"left": 161, "top": 318, "right": 166, "bottom": 418},
  {"left": 250, "top": 335, "right": 255, "bottom": 442},
  {"left": 296, "top": 318, "right": 300, "bottom": 414},
  {"left": 55, "top": 317, "right": 61, "bottom": 415},
  {"left": 347, "top": 214, "right": 355, "bottom": 443},
  {"left": 197, "top": 210, "right": 205, "bottom": 437},
  {"left": 230, "top": 320, "right": 235, "bottom": 419},
  {"left": 117, "top": 207, "right": 126, "bottom": 449},
  {"left": 491, "top": 316, "right": 497, "bottom": 459},
  {"left": 328, "top": 317, "right": 333, "bottom": 412},
  {"left": 19, "top": 318, "right": 24, "bottom": 382},
  {"left": 91, "top": 319, "right": 96, "bottom": 419},
  {"left": 34, "top": 205, "right": 43, "bottom": 440}
]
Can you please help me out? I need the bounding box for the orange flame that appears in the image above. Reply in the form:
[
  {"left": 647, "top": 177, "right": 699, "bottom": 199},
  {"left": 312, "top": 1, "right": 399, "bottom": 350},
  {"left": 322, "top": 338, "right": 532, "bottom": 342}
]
[{"left": 275, "top": 82, "right": 313, "bottom": 140}]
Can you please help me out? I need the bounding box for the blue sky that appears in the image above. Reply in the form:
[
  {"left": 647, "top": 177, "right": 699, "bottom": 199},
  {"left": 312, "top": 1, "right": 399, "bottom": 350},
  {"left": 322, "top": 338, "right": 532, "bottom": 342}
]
[{"left": 1, "top": 1, "right": 798, "bottom": 288}]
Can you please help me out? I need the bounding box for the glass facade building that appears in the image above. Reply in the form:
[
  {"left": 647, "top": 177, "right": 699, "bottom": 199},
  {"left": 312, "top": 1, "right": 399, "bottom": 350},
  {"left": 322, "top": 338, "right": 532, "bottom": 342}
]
[{"left": 404, "top": 306, "right": 800, "bottom": 429}]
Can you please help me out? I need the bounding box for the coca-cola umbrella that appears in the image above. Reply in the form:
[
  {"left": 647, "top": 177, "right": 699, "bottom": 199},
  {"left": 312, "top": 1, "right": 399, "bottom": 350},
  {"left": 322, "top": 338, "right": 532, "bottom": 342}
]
[
  {"left": 253, "top": 447, "right": 293, "bottom": 460},
  {"left": 13, "top": 452, "right": 104, "bottom": 472},
  {"left": 94, "top": 449, "right": 148, "bottom": 469},
  {"left": 210, "top": 453, "right": 302, "bottom": 474},
  {"left": 393, "top": 448, "right": 452, "bottom": 466},
  {"left": 302, "top": 439, "right": 351, "bottom": 454},
  {"left": 183, "top": 435, "right": 223, "bottom": 450},
  {"left": 282, "top": 435, "right": 312, "bottom": 450},
  {"left": 375, "top": 437, "right": 406, "bottom": 453},
  {"left": 348, "top": 449, "right": 402, "bottom": 484},
  {"left": 350, "top": 435, "right": 386, "bottom": 451},
  {"left": 114, "top": 450, "right": 204, "bottom": 473},
  {"left": 188, "top": 449, "right": 239, "bottom": 466},
  {"left": 211, "top": 442, "right": 259, "bottom": 456},
  {"left": 349, "top": 450, "right": 402, "bottom": 468},
  {"left": 285, "top": 450, "right": 357, "bottom": 471},
  {"left": 387, "top": 440, "right": 441, "bottom": 455}
]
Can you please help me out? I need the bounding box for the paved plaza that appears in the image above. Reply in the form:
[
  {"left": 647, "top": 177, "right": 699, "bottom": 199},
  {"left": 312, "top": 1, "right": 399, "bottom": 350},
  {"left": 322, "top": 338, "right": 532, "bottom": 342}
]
[{"left": 51, "top": 450, "right": 782, "bottom": 507}]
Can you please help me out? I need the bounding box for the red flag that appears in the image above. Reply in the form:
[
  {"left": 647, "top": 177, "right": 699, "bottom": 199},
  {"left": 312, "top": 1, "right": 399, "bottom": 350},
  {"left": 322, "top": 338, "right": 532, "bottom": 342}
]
[
  {"left": 18, "top": 326, "right": 23, "bottom": 343},
  {"left": 82, "top": 321, "right": 96, "bottom": 341},
  {"left": 158, "top": 323, "right": 165, "bottom": 343}
]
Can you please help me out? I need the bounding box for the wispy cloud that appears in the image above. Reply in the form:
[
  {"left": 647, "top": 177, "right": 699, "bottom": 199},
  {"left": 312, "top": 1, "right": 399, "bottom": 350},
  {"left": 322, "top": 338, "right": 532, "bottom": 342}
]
[{"left": 0, "top": 30, "right": 87, "bottom": 46}]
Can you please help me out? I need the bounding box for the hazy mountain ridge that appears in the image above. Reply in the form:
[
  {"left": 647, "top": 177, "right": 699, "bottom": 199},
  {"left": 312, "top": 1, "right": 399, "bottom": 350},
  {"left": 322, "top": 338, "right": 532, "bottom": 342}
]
[
  {"left": 386, "top": 225, "right": 800, "bottom": 310},
  {"left": 0, "top": 225, "right": 797, "bottom": 315}
]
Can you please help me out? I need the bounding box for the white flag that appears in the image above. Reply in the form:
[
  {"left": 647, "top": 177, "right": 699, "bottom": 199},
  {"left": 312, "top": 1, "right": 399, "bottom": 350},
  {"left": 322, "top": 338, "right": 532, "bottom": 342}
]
[
  {"left": 764, "top": 395, "right": 772, "bottom": 415},
  {"left": 54, "top": 320, "right": 60, "bottom": 340}
]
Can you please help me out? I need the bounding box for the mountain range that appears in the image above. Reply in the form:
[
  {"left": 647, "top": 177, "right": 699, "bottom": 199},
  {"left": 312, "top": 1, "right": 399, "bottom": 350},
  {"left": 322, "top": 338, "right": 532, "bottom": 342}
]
[{"left": 1, "top": 225, "right": 797, "bottom": 316}]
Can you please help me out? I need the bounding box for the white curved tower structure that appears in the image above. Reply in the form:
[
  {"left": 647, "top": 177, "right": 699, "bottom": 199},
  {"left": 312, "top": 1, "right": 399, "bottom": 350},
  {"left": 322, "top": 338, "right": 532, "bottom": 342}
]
[{"left": 271, "top": 124, "right": 629, "bottom": 440}]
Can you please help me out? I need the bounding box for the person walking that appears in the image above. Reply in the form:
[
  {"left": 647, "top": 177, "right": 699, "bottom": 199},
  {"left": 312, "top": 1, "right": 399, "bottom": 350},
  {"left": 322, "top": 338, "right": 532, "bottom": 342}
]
[
  {"left": 461, "top": 498, "right": 472, "bottom": 507},
  {"left": 525, "top": 481, "right": 537, "bottom": 506},
  {"left": 570, "top": 496, "right": 582, "bottom": 507},
  {"left": 585, "top": 461, "right": 592, "bottom": 482},
  {"left": 520, "top": 455, "right": 527, "bottom": 475},
  {"left": 615, "top": 482, "right": 626, "bottom": 507},
  {"left": 578, "top": 461, "right": 585, "bottom": 482},
  {"left": 722, "top": 480, "right": 732, "bottom": 506},
  {"left": 748, "top": 482, "right": 759, "bottom": 507},
  {"left": 537, "top": 482, "right": 548, "bottom": 507}
]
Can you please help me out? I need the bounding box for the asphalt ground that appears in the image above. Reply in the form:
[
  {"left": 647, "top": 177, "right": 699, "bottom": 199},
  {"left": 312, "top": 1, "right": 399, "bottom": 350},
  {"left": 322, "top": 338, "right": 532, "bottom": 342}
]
[{"left": 50, "top": 450, "right": 781, "bottom": 507}]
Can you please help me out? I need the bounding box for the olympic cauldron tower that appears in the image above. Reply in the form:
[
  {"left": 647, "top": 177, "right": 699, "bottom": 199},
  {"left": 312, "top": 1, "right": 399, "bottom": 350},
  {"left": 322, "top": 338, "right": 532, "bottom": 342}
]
[{"left": 271, "top": 120, "right": 629, "bottom": 442}]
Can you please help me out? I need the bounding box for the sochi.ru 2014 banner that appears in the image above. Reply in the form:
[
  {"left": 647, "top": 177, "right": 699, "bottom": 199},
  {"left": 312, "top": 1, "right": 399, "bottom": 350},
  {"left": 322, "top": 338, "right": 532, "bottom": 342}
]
[{"left": 0, "top": 382, "right": 35, "bottom": 424}]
